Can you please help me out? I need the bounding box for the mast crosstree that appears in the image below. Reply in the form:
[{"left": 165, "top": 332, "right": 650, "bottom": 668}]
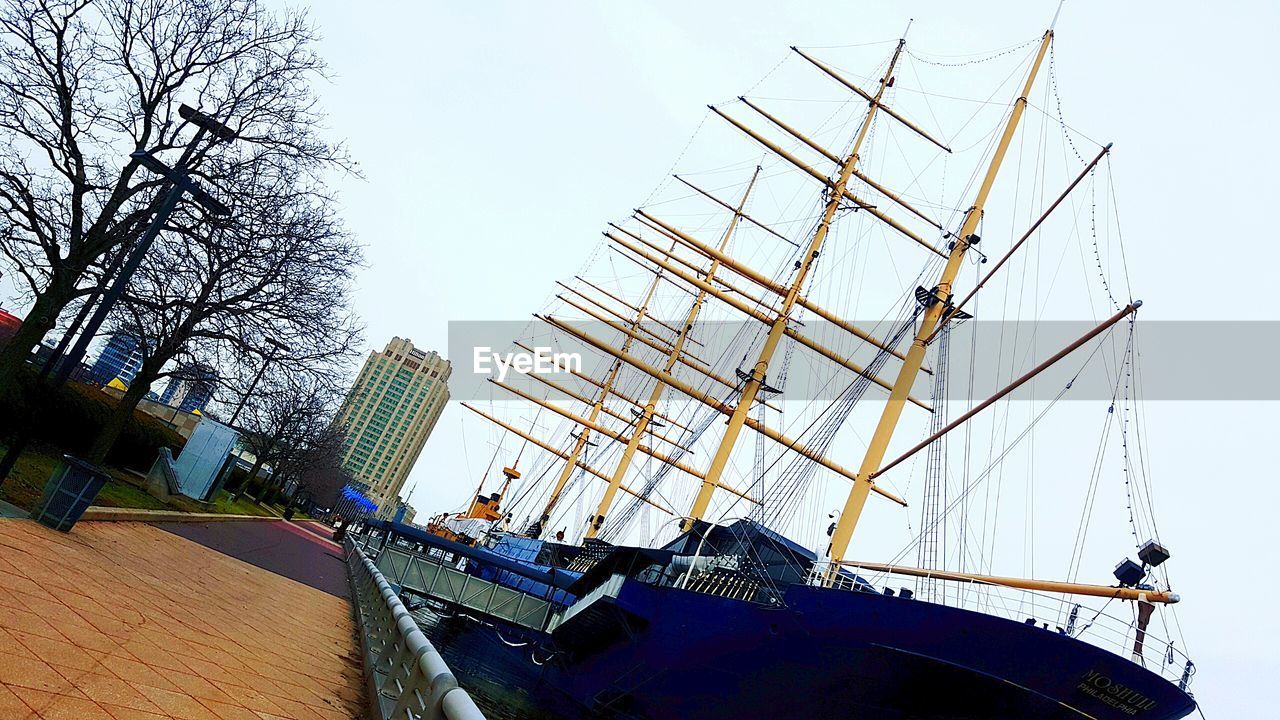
[
  {"left": 682, "top": 37, "right": 920, "bottom": 531},
  {"left": 826, "top": 29, "right": 1056, "bottom": 570}
]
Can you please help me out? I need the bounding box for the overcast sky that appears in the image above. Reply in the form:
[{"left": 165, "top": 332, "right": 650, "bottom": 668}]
[
  {"left": 1, "top": 0, "right": 1268, "bottom": 714},
  {"left": 290, "top": 2, "right": 1277, "bottom": 714}
]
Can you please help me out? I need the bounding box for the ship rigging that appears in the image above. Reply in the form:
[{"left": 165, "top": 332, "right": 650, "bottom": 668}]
[{"left": 401, "top": 16, "right": 1197, "bottom": 719}]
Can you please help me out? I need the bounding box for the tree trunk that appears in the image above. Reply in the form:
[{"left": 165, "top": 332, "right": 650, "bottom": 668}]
[
  {"left": 0, "top": 276, "right": 76, "bottom": 393},
  {"left": 233, "top": 452, "right": 269, "bottom": 502},
  {"left": 251, "top": 475, "right": 278, "bottom": 503},
  {"left": 86, "top": 375, "right": 152, "bottom": 465}
]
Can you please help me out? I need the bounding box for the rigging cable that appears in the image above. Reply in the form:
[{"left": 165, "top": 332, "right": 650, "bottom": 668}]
[{"left": 884, "top": 324, "right": 1117, "bottom": 574}]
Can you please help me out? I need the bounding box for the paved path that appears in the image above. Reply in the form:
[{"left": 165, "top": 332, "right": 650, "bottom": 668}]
[
  {"left": 151, "top": 521, "right": 348, "bottom": 599},
  {"left": 0, "top": 519, "right": 365, "bottom": 719}
]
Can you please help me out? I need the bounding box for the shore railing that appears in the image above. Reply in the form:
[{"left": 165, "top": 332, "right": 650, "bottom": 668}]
[{"left": 345, "top": 536, "right": 488, "bottom": 720}]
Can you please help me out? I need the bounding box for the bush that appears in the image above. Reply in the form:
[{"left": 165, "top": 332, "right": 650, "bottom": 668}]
[{"left": 0, "top": 365, "right": 185, "bottom": 471}]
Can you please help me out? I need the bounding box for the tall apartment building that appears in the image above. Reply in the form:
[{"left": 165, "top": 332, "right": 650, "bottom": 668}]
[{"left": 337, "top": 337, "right": 450, "bottom": 518}]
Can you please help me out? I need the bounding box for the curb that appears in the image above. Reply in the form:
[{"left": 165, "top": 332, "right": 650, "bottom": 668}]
[{"left": 80, "top": 507, "right": 321, "bottom": 523}]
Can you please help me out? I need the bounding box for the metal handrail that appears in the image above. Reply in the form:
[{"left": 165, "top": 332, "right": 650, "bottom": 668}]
[{"left": 345, "top": 536, "right": 488, "bottom": 720}]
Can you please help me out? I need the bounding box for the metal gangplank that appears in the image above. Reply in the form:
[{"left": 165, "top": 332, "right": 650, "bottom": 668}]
[
  {"left": 354, "top": 531, "right": 554, "bottom": 631},
  {"left": 344, "top": 537, "right": 487, "bottom": 720}
]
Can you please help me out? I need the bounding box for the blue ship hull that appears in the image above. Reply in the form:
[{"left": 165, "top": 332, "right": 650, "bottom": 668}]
[
  {"left": 369, "top": 522, "right": 1196, "bottom": 719},
  {"left": 422, "top": 576, "right": 1196, "bottom": 719},
  {"left": 550, "top": 580, "right": 1195, "bottom": 718}
]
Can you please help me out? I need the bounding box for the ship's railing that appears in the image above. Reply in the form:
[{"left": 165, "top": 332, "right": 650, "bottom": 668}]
[
  {"left": 809, "top": 561, "right": 1196, "bottom": 688},
  {"left": 345, "top": 536, "right": 489, "bottom": 720}
]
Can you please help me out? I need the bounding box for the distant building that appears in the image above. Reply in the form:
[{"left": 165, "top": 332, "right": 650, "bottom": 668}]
[
  {"left": 31, "top": 338, "right": 93, "bottom": 382},
  {"left": 160, "top": 362, "right": 217, "bottom": 413},
  {"left": 88, "top": 332, "right": 145, "bottom": 386},
  {"left": 389, "top": 497, "right": 417, "bottom": 525},
  {"left": 337, "top": 337, "right": 450, "bottom": 517}
]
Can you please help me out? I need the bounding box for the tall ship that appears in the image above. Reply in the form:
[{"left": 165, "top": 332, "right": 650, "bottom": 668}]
[{"left": 356, "top": 16, "right": 1199, "bottom": 720}]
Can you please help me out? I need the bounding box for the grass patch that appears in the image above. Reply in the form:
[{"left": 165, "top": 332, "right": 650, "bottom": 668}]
[
  {"left": 93, "top": 479, "right": 168, "bottom": 510},
  {"left": 0, "top": 444, "right": 290, "bottom": 518},
  {"left": 0, "top": 444, "right": 60, "bottom": 511},
  {"left": 0, "top": 448, "right": 170, "bottom": 513},
  {"left": 1, "top": 366, "right": 186, "bottom": 472},
  {"left": 209, "top": 493, "right": 276, "bottom": 517}
]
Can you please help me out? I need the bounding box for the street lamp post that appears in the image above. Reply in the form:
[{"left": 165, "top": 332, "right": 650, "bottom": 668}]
[
  {"left": 50, "top": 104, "right": 235, "bottom": 385},
  {"left": 0, "top": 104, "right": 236, "bottom": 488}
]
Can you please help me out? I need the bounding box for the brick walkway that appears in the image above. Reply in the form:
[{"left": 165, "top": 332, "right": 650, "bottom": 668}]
[{"left": 0, "top": 519, "right": 365, "bottom": 719}]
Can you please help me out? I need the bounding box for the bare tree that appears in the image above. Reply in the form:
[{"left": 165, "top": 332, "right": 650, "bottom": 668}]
[
  {"left": 0, "top": 0, "right": 348, "bottom": 392},
  {"left": 87, "top": 157, "right": 361, "bottom": 464},
  {"left": 230, "top": 368, "right": 343, "bottom": 503},
  {"left": 270, "top": 419, "right": 351, "bottom": 510}
]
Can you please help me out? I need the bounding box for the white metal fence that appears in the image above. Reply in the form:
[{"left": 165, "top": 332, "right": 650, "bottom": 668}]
[{"left": 345, "top": 536, "right": 489, "bottom": 720}]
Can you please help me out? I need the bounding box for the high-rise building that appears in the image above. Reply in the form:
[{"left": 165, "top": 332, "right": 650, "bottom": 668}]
[
  {"left": 160, "top": 362, "right": 217, "bottom": 413},
  {"left": 337, "top": 337, "right": 450, "bottom": 518},
  {"left": 89, "top": 332, "right": 145, "bottom": 386}
]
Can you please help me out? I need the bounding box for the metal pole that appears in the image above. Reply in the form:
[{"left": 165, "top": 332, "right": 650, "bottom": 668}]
[
  {"left": 39, "top": 243, "right": 134, "bottom": 384},
  {"left": 0, "top": 170, "right": 191, "bottom": 482},
  {"left": 0, "top": 107, "right": 231, "bottom": 486},
  {"left": 50, "top": 127, "right": 208, "bottom": 386}
]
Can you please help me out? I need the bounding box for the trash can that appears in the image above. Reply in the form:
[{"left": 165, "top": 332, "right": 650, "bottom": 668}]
[
  {"left": 32, "top": 455, "right": 110, "bottom": 532},
  {"left": 282, "top": 506, "right": 295, "bottom": 521}
]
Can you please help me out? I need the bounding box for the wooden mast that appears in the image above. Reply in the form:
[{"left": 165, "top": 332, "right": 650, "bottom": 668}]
[
  {"left": 837, "top": 560, "right": 1180, "bottom": 604},
  {"left": 540, "top": 313, "right": 908, "bottom": 507},
  {"left": 460, "top": 403, "right": 675, "bottom": 514},
  {"left": 827, "top": 29, "right": 1056, "bottom": 569},
  {"left": 528, "top": 269, "right": 665, "bottom": 537},
  {"left": 682, "top": 38, "right": 911, "bottom": 531},
  {"left": 474, "top": 33, "right": 1037, "bottom": 547},
  {"left": 584, "top": 167, "right": 762, "bottom": 538}
]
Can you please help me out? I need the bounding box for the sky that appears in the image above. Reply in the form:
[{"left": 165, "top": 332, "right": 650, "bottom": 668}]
[
  {"left": 289, "top": 2, "right": 1278, "bottom": 714},
  {"left": 285, "top": 2, "right": 1278, "bottom": 714},
  {"left": 3, "top": 0, "right": 1272, "bottom": 715}
]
